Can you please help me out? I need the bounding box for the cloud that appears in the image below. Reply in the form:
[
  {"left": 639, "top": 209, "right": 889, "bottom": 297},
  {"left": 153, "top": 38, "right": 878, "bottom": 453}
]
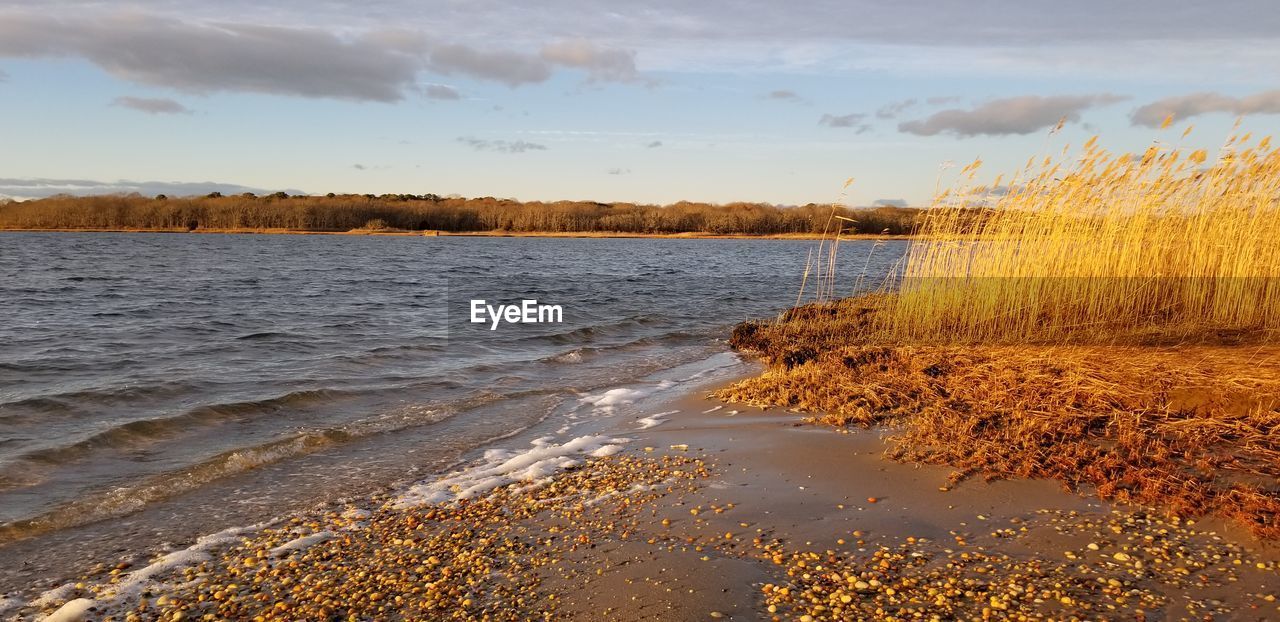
[
  {"left": 0, "top": 12, "right": 646, "bottom": 100},
  {"left": 540, "top": 40, "right": 644, "bottom": 83},
  {"left": 1130, "top": 90, "right": 1280, "bottom": 127},
  {"left": 111, "top": 95, "right": 192, "bottom": 114},
  {"left": 763, "top": 89, "right": 801, "bottom": 101},
  {"left": 819, "top": 113, "right": 871, "bottom": 133},
  {"left": 875, "top": 99, "right": 916, "bottom": 119},
  {"left": 607, "top": 168, "right": 631, "bottom": 175},
  {"left": 871, "top": 199, "right": 908, "bottom": 208},
  {"left": 0, "top": 177, "right": 303, "bottom": 199},
  {"left": 423, "top": 83, "right": 461, "bottom": 100},
  {"left": 0, "top": 11, "right": 429, "bottom": 102},
  {"left": 898, "top": 94, "right": 1127, "bottom": 137},
  {"left": 646, "top": 140, "right": 663, "bottom": 148},
  {"left": 3, "top": 3, "right": 1276, "bottom": 88},
  {"left": 352, "top": 164, "right": 366, "bottom": 170},
  {"left": 926, "top": 96, "right": 962, "bottom": 105},
  {"left": 457, "top": 136, "right": 547, "bottom": 153},
  {"left": 428, "top": 43, "right": 551, "bottom": 87},
  {"left": 0, "top": 68, "right": 7, "bottom": 82}
]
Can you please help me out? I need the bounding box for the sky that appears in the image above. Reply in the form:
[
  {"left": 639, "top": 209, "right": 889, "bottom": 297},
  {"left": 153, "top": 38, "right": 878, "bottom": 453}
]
[{"left": 1, "top": 1, "right": 1278, "bottom": 206}]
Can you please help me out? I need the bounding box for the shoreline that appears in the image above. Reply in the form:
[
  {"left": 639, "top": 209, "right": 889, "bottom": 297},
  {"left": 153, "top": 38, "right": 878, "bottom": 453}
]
[
  {"left": 5, "top": 359, "right": 1277, "bottom": 621},
  {"left": 0, "top": 228, "right": 910, "bottom": 240}
]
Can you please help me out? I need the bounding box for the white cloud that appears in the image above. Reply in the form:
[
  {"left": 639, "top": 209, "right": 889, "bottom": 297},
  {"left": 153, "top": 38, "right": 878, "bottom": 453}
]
[
  {"left": 428, "top": 43, "right": 550, "bottom": 87},
  {"left": 3, "top": 2, "right": 1273, "bottom": 86},
  {"left": 0, "top": 11, "right": 650, "bottom": 101},
  {"left": 1131, "top": 90, "right": 1280, "bottom": 127},
  {"left": 0, "top": 12, "right": 428, "bottom": 101},
  {"left": 457, "top": 136, "right": 548, "bottom": 153},
  {"left": 540, "top": 40, "right": 644, "bottom": 83},
  {"left": 819, "top": 113, "right": 871, "bottom": 133},
  {"left": 898, "top": 94, "right": 1127, "bottom": 137},
  {"left": 763, "top": 89, "right": 801, "bottom": 102},
  {"left": 112, "top": 95, "right": 192, "bottom": 114},
  {"left": 423, "top": 83, "right": 461, "bottom": 100},
  {"left": 875, "top": 99, "right": 916, "bottom": 119}
]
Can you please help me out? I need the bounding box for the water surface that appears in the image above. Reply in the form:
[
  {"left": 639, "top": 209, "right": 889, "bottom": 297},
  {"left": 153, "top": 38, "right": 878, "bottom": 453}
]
[{"left": 0, "top": 233, "right": 904, "bottom": 551}]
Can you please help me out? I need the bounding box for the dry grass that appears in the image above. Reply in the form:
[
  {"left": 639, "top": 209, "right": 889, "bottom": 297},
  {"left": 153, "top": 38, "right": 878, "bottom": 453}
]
[
  {"left": 724, "top": 127, "right": 1280, "bottom": 539},
  {"left": 720, "top": 305, "right": 1280, "bottom": 538},
  {"left": 881, "top": 130, "right": 1280, "bottom": 343}
]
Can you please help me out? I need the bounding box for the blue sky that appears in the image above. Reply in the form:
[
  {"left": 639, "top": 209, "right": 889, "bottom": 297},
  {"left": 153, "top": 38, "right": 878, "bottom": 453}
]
[{"left": 1, "top": 1, "right": 1278, "bottom": 205}]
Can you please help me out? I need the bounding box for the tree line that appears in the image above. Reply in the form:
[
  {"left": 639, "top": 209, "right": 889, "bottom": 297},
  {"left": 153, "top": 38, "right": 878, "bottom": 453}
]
[{"left": 0, "top": 193, "right": 923, "bottom": 235}]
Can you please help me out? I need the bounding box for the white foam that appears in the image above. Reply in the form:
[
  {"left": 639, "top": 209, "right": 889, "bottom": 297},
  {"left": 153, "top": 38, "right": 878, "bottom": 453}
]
[
  {"left": 583, "top": 480, "right": 668, "bottom": 507},
  {"left": 32, "top": 523, "right": 267, "bottom": 620},
  {"left": 270, "top": 531, "right": 334, "bottom": 556},
  {"left": 341, "top": 508, "right": 371, "bottom": 521},
  {"left": 30, "top": 584, "right": 75, "bottom": 609},
  {"left": 636, "top": 410, "right": 680, "bottom": 430},
  {"left": 550, "top": 350, "right": 583, "bottom": 363},
  {"left": 41, "top": 598, "right": 94, "bottom": 622},
  {"left": 394, "top": 435, "right": 631, "bottom": 508},
  {"left": 701, "top": 405, "right": 723, "bottom": 414},
  {"left": 106, "top": 525, "right": 257, "bottom": 601},
  {"left": 0, "top": 596, "right": 22, "bottom": 617},
  {"left": 590, "top": 444, "right": 625, "bottom": 457},
  {"left": 581, "top": 388, "right": 647, "bottom": 413}
]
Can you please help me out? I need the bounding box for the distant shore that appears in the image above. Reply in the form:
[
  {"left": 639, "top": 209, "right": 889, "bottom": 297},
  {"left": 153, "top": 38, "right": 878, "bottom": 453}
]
[{"left": 0, "top": 227, "right": 912, "bottom": 240}]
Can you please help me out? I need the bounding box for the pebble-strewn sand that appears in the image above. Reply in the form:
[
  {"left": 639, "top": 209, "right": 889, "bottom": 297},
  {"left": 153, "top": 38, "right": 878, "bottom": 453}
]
[{"left": 11, "top": 390, "right": 1279, "bottom": 621}]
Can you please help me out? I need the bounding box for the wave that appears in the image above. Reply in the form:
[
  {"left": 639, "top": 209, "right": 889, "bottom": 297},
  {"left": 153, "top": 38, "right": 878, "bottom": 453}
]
[
  {"left": 1, "top": 381, "right": 203, "bottom": 412},
  {"left": 513, "top": 314, "right": 676, "bottom": 346},
  {"left": 0, "top": 348, "right": 744, "bottom": 544},
  {"left": 0, "top": 430, "right": 351, "bottom": 544},
  {"left": 235, "top": 331, "right": 302, "bottom": 341},
  {"left": 2, "top": 388, "right": 356, "bottom": 474}
]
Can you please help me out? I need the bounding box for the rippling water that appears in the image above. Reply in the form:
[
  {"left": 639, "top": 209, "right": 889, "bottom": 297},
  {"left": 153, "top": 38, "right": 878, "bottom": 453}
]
[{"left": 0, "top": 233, "right": 905, "bottom": 545}]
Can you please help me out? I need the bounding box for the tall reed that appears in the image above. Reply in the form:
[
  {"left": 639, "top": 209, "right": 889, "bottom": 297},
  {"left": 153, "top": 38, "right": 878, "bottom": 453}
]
[{"left": 883, "top": 128, "right": 1280, "bottom": 343}]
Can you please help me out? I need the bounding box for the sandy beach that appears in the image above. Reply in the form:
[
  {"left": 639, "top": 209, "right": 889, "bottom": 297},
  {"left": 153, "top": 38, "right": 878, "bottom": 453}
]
[{"left": 6, "top": 366, "right": 1277, "bottom": 622}]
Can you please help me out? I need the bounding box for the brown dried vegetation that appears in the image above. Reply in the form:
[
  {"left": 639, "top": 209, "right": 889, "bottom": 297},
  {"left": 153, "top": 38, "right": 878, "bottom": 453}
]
[{"left": 719, "top": 301, "right": 1280, "bottom": 539}]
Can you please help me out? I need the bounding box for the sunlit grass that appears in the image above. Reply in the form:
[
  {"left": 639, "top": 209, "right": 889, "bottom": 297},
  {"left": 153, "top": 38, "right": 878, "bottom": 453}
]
[{"left": 883, "top": 124, "right": 1280, "bottom": 343}]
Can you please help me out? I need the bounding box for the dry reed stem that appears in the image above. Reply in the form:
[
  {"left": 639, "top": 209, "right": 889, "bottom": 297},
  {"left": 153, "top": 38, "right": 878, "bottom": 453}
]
[{"left": 881, "top": 132, "right": 1280, "bottom": 343}]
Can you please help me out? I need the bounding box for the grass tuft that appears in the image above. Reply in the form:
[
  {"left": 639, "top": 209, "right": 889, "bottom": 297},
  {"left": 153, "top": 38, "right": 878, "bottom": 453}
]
[
  {"left": 882, "top": 131, "right": 1280, "bottom": 343},
  {"left": 724, "top": 128, "right": 1280, "bottom": 539}
]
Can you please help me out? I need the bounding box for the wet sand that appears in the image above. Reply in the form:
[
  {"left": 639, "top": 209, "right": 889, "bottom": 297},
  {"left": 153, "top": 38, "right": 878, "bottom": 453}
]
[{"left": 5, "top": 378, "right": 1278, "bottom": 621}]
